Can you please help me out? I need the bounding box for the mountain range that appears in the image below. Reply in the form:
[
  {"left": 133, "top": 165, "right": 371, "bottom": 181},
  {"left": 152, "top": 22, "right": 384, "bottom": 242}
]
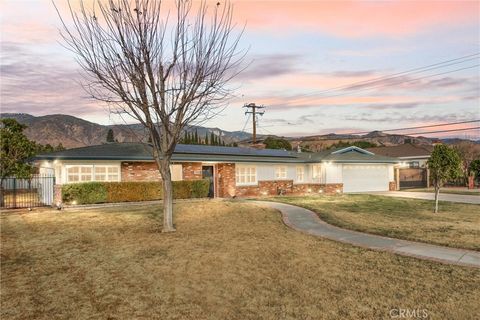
[{"left": 1, "top": 113, "right": 476, "bottom": 149}]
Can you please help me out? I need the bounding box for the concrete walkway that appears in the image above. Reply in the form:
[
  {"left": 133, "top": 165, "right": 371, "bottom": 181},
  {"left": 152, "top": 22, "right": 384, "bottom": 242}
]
[
  {"left": 253, "top": 201, "right": 480, "bottom": 268},
  {"left": 363, "top": 191, "right": 480, "bottom": 204}
]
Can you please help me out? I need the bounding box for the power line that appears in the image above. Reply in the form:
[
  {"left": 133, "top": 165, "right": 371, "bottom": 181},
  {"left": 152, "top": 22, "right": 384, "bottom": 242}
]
[
  {"left": 289, "top": 52, "right": 480, "bottom": 100},
  {"left": 399, "top": 127, "right": 480, "bottom": 136},
  {"left": 240, "top": 113, "right": 251, "bottom": 133},
  {"left": 344, "top": 120, "right": 480, "bottom": 135},
  {"left": 293, "top": 64, "right": 479, "bottom": 103}
]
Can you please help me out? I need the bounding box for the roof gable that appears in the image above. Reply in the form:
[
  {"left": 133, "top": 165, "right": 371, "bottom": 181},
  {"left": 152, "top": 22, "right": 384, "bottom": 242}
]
[{"left": 331, "top": 146, "right": 375, "bottom": 155}]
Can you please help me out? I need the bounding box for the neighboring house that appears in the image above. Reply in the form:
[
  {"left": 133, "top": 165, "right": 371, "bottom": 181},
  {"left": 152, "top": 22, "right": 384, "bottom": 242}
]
[
  {"left": 35, "top": 143, "right": 399, "bottom": 200},
  {"left": 367, "top": 143, "right": 433, "bottom": 189}
]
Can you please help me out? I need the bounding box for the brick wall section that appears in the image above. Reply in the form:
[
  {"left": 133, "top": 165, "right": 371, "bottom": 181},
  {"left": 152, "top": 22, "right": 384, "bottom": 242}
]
[
  {"left": 182, "top": 162, "right": 203, "bottom": 180},
  {"left": 217, "top": 163, "right": 236, "bottom": 197},
  {"left": 54, "top": 184, "right": 62, "bottom": 206},
  {"left": 389, "top": 181, "right": 397, "bottom": 191},
  {"left": 121, "top": 162, "right": 162, "bottom": 182}
]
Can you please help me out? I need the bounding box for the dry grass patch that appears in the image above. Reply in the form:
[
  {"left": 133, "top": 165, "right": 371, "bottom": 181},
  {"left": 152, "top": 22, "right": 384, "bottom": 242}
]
[
  {"left": 273, "top": 195, "right": 480, "bottom": 250},
  {"left": 1, "top": 200, "right": 479, "bottom": 319}
]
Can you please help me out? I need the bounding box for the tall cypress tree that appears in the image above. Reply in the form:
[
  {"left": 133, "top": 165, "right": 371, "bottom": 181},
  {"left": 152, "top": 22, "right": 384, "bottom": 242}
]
[
  {"left": 204, "top": 132, "right": 209, "bottom": 145},
  {"left": 194, "top": 130, "right": 199, "bottom": 144}
]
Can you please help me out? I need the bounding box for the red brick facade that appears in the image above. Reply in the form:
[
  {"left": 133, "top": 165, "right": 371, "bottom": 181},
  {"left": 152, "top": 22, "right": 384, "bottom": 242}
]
[
  {"left": 182, "top": 162, "right": 203, "bottom": 180},
  {"left": 121, "top": 161, "right": 203, "bottom": 182},
  {"left": 121, "top": 162, "right": 162, "bottom": 181}
]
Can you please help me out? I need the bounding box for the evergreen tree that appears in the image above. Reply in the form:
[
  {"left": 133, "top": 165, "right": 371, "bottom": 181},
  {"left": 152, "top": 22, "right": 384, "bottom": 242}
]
[
  {"left": 106, "top": 129, "right": 115, "bottom": 142},
  {"left": 194, "top": 130, "right": 199, "bottom": 144},
  {"left": 210, "top": 132, "right": 215, "bottom": 146},
  {"left": 205, "top": 132, "right": 209, "bottom": 145}
]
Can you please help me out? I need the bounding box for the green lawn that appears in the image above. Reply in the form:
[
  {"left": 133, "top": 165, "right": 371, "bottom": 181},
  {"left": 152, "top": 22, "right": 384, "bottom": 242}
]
[
  {"left": 1, "top": 201, "right": 479, "bottom": 319},
  {"left": 403, "top": 188, "right": 480, "bottom": 195},
  {"left": 271, "top": 194, "right": 480, "bottom": 250}
]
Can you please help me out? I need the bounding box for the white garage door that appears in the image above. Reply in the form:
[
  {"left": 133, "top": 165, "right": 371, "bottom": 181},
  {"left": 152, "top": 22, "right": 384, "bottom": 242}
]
[{"left": 342, "top": 164, "right": 389, "bottom": 193}]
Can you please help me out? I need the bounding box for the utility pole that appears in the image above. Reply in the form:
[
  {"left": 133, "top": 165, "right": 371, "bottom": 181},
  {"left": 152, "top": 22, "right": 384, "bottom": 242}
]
[{"left": 243, "top": 103, "right": 265, "bottom": 144}]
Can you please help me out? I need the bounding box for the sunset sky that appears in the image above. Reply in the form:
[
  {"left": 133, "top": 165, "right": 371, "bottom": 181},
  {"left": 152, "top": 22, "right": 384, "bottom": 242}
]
[{"left": 1, "top": 0, "right": 479, "bottom": 138}]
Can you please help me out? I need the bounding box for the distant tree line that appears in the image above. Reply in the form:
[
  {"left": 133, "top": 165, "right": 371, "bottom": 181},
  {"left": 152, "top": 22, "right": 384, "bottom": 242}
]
[{"left": 180, "top": 129, "right": 238, "bottom": 147}]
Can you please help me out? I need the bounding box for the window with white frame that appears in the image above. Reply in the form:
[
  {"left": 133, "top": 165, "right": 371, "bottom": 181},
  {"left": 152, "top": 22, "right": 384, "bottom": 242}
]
[
  {"left": 312, "top": 164, "right": 322, "bottom": 182},
  {"left": 235, "top": 165, "right": 257, "bottom": 185},
  {"left": 275, "top": 166, "right": 287, "bottom": 179},
  {"left": 66, "top": 165, "right": 120, "bottom": 183},
  {"left": 296, "top": 166, "right": 304, "bottom": 182}
]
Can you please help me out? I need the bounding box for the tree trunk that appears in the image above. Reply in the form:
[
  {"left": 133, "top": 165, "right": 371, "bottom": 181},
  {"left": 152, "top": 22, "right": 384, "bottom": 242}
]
[
  {"left": 159, "top": 159, "right": 175, "bottom": 232},
  {"left": 434, "top": 184, "right": 440, "bottom": 213}
]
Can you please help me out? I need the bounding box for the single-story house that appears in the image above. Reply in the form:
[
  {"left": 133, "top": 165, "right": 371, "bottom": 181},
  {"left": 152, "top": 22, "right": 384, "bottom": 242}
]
[
  {"left": 367, "top": 143, "right": 433, "bottom": 189},
  {"left": 35, "top": 143, "right": 400, "bottom": 199}
]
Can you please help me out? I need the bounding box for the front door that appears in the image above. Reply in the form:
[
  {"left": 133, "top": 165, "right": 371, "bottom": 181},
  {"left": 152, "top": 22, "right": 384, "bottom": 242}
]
[{"left": 202, "top": 166, "right": 214, "bottom": 198}]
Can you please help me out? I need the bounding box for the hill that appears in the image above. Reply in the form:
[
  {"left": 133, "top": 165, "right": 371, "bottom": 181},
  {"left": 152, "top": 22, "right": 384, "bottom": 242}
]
[{"left": 0, "top": 113, "right": 250, "bottom": 148}]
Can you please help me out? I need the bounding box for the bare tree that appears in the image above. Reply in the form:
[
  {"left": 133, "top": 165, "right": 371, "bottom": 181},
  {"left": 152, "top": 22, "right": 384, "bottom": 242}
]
[{"left": 54, "top": 0, "right": 245, "bottom": 232}]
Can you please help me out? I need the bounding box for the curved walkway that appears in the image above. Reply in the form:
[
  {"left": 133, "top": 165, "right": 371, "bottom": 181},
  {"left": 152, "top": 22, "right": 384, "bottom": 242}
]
[{"left": 253, "top": 201, "right": 480, "bottom": 268}]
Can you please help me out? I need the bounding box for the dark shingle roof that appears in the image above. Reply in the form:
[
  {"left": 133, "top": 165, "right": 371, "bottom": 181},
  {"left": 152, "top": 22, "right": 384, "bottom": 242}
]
[
  {"left": 35, "top": 143, "right": 400, "bottom": 163},
  {"left": 366, "top": 144, "right": 433, "bottom": 158}
]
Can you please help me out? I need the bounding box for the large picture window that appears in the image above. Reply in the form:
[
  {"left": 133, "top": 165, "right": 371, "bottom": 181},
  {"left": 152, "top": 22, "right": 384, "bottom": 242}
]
[
  {"left": 66, "top": 165, "right": 120, "bottom": 183},
  {"left": 235, "top": 165, "right": 257, "bottom": 185}
]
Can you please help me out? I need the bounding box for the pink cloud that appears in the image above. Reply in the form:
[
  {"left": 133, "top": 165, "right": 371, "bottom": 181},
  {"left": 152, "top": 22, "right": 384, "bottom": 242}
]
[{"left": 232, "top": 1, "right": 479, "bottom": 38}]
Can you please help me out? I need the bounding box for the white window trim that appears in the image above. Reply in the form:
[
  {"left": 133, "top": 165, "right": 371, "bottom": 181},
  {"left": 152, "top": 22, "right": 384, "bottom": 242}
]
[
  {"left": 65, "top": 164, "right": 121, "bottom": 183},
  {"left": 275, "top": 166, "right": 288, "bottom": 180},
  {"left": 235, "top": 165, "right": 258, "bottom": 186},
  {"left": 295, "top": 166, "right": 304, "bottom": 183}
]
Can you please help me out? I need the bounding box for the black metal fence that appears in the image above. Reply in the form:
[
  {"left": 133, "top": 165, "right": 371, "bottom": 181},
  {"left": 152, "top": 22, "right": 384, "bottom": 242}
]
[{"left": 0, "top": 174, "right": 55, "bottom": 209}]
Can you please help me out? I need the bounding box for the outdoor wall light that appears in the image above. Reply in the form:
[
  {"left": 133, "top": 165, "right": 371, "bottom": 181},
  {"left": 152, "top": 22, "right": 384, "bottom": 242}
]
[
  {"left": 261, "top": 191, "right": 268, "bottom": 196},
  {"left": 318, "top": 189, "right": 323, "bottom": 193},
  {"left": 335, "top": 189, "right": 341, "bottom": 193},
  {"left": 307, "top": 188, "right": 312, "bottom": 192}
]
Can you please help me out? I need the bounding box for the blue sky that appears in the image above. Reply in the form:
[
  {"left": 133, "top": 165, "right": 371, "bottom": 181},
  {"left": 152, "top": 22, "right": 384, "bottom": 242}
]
[{"left": 1, "top": 0, "right": 479, "bottom": 138}]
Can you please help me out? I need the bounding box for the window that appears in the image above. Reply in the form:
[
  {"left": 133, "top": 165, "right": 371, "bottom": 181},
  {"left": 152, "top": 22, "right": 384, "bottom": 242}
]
[
  {"left": 296, "top": 166, "right": 304, "bottom": 182},
  {"left": 235, "top": 165, "right": 257, "bottom": 185},
  {"left": 275, "top": 166, "right": 287, "bottom": 179},
  {"left": 312, "top": 165, "right": 322, "bottom": 182},
  {"left": 66, "top": 165, "right": 119, "bottom": 183},
  {"left": 94, "top": 166, "right": 107, "bottom": 181},
  {"left": 80, "top": 166, "right": 92, "bottom": 181},
  {"left": 67, "top": 166, "right": 80, "bottom": 182},
  {"left": 409, "top": 161, "right": 420, "bottom": 168}
]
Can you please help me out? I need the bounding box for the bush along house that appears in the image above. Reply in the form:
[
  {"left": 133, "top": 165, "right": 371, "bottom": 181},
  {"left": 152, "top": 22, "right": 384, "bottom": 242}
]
[{"left": 34, "top": 143, "right": 400, "bottom": 205}]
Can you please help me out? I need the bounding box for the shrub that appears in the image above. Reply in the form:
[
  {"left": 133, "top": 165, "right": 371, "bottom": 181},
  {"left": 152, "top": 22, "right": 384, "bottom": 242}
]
[
  {"left": 61, "top": 179, "right": 211, "bottom": 204},
  {"left": 62, "top": 182, "right": 107, "bottom": 204},
  {"left": 104, "top": 181, "right": 163, "bottom": 202}
]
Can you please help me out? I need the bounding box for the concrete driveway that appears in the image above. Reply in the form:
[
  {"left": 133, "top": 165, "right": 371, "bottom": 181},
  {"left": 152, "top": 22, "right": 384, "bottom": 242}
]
[{"left": 364, "top": 191, "right": 480, "bottom": 205}]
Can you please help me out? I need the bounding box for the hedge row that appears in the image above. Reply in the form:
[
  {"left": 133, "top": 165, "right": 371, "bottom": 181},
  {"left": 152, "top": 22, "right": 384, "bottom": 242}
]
[{"left": 62, "top": 180, "right": 210, "bottom": 205}]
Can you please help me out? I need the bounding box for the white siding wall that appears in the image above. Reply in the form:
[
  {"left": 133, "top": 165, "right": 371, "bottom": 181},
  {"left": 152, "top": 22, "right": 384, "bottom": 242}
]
[
  {"left": 388, "top": 164, "right": 394, "bottom": 181},
  {"left": 325, "top": 163, "right": 343, "bottom": 183}
]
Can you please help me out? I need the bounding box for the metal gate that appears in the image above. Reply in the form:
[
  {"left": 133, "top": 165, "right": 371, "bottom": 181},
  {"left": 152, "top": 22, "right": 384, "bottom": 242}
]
[
  {"left": 399, "top": 168, "right": 427, "bottom": 189},
  {"left": 0, "top": 174, "right": 55, "bottom": 209}
]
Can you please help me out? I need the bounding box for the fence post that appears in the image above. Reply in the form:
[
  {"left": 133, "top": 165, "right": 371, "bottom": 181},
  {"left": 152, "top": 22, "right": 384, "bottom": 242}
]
[{"left": 13, "top": 177, "right": 17, "bottom": 208}]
